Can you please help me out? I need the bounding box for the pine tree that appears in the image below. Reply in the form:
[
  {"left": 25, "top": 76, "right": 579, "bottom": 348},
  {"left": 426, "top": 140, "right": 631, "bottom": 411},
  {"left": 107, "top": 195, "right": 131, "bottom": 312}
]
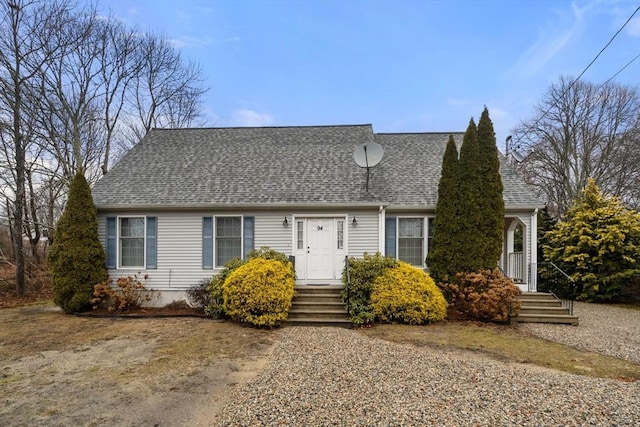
[
  {"left": 427, "top": 135, "right": 461, "bottom": 282},
  {"left": 457, "top": 118, "right": 484, "bottom": 272},
  {"left": 544, "top": 178, "right": 640, "bottom": 301},
  {"left": 537, "top": 207, "right": 556, "bottom": 263},
  {"left": 476, "top": 107, "right": 504, "bottom": 268},
  {"left": 48, "top": 172, "right": 107, "bottom": 313}
]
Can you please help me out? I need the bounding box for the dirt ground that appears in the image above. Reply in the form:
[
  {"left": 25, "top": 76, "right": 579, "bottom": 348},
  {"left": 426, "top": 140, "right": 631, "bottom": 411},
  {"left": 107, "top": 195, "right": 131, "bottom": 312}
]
[{"left": 0, "top": 302, "right": 279, "bottom": 426}]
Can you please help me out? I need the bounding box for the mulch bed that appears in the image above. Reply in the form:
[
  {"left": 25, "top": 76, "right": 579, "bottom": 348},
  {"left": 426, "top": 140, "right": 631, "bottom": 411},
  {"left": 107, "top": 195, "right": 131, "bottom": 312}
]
[{"left": 80, "top": 306, "right": 207, "bottom": 318}]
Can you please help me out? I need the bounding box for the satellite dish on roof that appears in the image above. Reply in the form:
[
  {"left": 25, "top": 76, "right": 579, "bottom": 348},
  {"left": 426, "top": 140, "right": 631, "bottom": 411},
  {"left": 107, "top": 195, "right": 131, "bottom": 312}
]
[
  {"left": 353, "top": 142, "right": 384, "bottom": 192},
  {"left": 512, "top": 151, "right": 525, "bottom": 163},
  {"left": 353, "top": 142, "right": 384, "bottom": 168}
]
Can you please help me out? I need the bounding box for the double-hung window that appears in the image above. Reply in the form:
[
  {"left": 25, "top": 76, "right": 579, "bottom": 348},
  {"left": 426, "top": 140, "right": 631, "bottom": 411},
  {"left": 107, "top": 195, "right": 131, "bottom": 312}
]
[
  {"left": 215, "top": 217, "right": 242, "bottom": 267},
  {"left": 202, "top": 215, "right": 255, "bottom": 269},
  {"left": 120, "top": 217, "right": 145, "bottom": 267},
  {"left": 398, "top": 218, "right": 424, "bottom": 266},
  {"left": 106, "top": 216, "right": 157, "bottom": 270}
]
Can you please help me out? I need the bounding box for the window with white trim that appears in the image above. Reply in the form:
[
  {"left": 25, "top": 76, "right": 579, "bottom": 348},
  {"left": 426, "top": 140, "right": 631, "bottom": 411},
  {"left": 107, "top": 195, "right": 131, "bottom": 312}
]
[
  {"left": 216, "top": 217, "right": 241, "bottom": 267},
  {"left": 296, "top": 221, "right": 304, "bottom": 250},
  {"left": 398, "top": 218, "right": 424, "bottom": 266},
  {"left": 337, "top": 220, "right": 344, "bottom": 249},
  {"left": 119, "top": 217, "right": 145, "bottom": 267}
]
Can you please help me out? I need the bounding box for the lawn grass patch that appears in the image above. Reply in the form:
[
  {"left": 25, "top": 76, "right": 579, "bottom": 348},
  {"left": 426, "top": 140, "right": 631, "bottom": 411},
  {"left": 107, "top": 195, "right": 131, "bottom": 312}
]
[{"left": 360, "top": 322, "right": 640, "bottom": 381}]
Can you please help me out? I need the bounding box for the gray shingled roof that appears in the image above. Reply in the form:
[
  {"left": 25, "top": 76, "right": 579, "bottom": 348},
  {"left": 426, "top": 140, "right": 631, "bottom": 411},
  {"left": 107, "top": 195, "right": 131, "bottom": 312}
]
[{"left": 92, "top": 125, "right": 543, "bottom": 210}]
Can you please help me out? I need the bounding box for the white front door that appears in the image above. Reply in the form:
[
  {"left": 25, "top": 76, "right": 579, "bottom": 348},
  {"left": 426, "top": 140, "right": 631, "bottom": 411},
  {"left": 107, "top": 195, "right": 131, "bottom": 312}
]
[
  {"left": 295, "top": 217, "right": 342, "bottom": 282},
  {"left": 306, "top": 218, "right": 334, "bottom": 280}
]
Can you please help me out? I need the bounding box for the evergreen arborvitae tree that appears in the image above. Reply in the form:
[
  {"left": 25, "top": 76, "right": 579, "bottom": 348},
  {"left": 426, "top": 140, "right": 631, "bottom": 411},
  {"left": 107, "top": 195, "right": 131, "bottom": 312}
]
[
  {"left": 476, "top": 107, "right": 505, "bottom": 268},
  {"left": 48, "top": 172, "right": 107, "bottom": 313},
  {"left": 427, "top": 135, "right": 461, "bottom": 282},
  {"left": 457, "top": 118, "right": 484, "bottom": 272}
]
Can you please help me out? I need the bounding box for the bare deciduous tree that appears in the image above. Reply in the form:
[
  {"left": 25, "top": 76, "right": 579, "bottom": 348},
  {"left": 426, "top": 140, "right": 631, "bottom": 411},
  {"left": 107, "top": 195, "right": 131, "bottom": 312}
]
[
  {"left": 122, "top": 32, "right": 208, "bottom": 148},
  {"left": 0, "top": 0, "right": 72, "bottom": 295},
  {"left": 0, "top": 1, "right": 210, "bottom": 297},
  {"left": 512, "top": 76, "right": 640, "bottom": 216}
]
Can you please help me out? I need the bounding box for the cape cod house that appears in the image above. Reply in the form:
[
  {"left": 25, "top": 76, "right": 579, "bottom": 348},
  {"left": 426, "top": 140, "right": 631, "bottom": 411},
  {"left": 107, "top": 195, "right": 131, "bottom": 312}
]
[{"left": 92, "top": 125, "right": 544, "bottom": 305}]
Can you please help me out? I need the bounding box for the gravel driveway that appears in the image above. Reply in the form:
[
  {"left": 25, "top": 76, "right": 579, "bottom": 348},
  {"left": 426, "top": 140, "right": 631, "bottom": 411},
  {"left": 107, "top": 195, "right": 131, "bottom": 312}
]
[{"left": 218, "top": 303, "right": 640, "bottom": 426}]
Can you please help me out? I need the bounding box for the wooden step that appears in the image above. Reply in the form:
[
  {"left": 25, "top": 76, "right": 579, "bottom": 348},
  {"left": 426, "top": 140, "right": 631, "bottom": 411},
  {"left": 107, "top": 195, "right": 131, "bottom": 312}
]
[
  {"left": 288, "top": 308, "right": 348, "bottom": 320},
  {"left": 294, "top": 285, "right": 344, "bottom": 294},
  {"left": 284, "top": 317, "right": 352, "bottom": 327},
  {"left": 513, "top": 293, "right": 579, "bottom": 325},
  {"left": 287, "top": 285, "right": 350, "bottom": 326},
  {"left": 511, "top": 313, "right": 579, "bottom": 325},
  {"left": 518, "top": 292, "right": 557, "bottom": 300},
  {"left": 294, "top": 294, "right": 343, "bottom": 303},
  {"left": 518, "top": 306, "right": 571, "bottom": 316},
  {"left": 519, "top": 299, "right": 563, "bottom": 308}
]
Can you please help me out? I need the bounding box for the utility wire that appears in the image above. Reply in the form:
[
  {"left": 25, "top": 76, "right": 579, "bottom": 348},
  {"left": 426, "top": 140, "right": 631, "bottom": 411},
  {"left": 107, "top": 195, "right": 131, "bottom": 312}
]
[
  {"left": 602, "top": 53, "right": 640, "bottom": 86},
  {"left": 511, "top": 5, "right": 640, "bottom": 151}
]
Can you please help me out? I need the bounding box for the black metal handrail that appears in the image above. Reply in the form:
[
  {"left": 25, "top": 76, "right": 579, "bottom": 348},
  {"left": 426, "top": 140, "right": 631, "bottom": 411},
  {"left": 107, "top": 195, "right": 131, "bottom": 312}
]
[
  {"left": 535, "top": 261, "right": 576, "bottom": 315},
  {"left": 344, "top": 255, "right": 351, "bottom": 314}
]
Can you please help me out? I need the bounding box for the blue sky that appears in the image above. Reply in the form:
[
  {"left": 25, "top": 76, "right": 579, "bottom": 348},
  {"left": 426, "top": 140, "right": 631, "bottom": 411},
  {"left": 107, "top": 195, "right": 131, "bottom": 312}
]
[{"left": 100, "top": 0, "right": 640, "bottom": 146}]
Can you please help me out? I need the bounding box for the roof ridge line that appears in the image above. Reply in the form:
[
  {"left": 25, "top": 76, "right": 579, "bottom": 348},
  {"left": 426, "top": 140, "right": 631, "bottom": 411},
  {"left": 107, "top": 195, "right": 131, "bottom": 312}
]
[{"left": 150, "top": 124, "right": 374, "bottom": 131}]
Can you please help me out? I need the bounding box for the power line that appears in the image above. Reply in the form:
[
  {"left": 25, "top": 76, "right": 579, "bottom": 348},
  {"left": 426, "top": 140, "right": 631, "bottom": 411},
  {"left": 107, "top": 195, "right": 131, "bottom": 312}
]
[
  {"left": 602, "top": 53, "right": 640, "bottom": 86},
  {"left": 511, "top": 5, "right": 640, "bottom": 151}
]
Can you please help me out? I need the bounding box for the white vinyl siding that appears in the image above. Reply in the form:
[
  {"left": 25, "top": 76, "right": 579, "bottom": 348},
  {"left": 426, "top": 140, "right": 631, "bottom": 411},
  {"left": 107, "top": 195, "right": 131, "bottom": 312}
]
[
  {"left": 100, "top": 212, "right": 214, "bottom": 290},
  {"left": 254, "top": 213, "right": 292, "bottom": 254},
  {"left": 347, "top": 212, "right": 379, "bottom": 257},
  {"left": 98, "top": 209, "right": 385, "bottom": 291}
]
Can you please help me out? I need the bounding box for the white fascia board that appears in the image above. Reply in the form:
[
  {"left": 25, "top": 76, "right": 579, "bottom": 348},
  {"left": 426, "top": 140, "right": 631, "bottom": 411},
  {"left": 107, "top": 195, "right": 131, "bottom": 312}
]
[{"left": 96, "top": 202, "right": 389, "bottom": 213}]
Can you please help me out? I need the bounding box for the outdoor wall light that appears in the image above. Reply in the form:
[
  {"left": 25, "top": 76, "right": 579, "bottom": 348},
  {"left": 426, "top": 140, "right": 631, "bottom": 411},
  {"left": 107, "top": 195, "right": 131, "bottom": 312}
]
[
  {"left": 352, "top": 216, "right": 357, "bottom": 226},
  {"left": 283, "top": 216, "right": 289, "bottom": 226}
]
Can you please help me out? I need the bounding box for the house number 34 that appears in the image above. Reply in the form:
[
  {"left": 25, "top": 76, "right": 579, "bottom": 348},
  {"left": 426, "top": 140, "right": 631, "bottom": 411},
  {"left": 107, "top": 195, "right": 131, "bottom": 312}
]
[{"left": 317, "top": 226, "right": 324, "bottom": 231}]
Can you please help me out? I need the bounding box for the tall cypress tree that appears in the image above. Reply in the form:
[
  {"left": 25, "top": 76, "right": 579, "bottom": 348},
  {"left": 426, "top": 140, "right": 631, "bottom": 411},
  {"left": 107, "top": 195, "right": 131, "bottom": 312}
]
[
  {"left": 457, "top": 118, "right": 484, "bottom": 272},
  {"left": 427, "top": 135, "right": 461, "bottom": 282},
  {"left": 476, "top": 107, "right": 504, "bottom": 268},
  {"left": 48, "top": 172, "right": 107, "bottom": 313}
]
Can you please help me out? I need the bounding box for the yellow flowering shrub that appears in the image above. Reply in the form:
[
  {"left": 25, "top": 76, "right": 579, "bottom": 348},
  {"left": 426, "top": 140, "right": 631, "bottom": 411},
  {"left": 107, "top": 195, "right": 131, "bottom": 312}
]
[
  {"left": 222, "top": 257, "right": 295, "bottom": 327},
  {"left": 371, "top": 262, "right": 447, "bottom": 324}
]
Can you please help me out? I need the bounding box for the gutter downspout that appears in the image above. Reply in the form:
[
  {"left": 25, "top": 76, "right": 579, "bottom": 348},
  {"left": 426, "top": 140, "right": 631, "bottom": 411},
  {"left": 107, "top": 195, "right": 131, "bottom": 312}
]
[{"left": 378, "top": 206, "right": 385, "bottom": 253}]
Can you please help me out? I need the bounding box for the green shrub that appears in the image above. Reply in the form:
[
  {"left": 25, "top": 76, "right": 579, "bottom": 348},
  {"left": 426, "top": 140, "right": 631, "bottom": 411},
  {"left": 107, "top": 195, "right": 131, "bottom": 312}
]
[
  {"left": 371, "top": 262, "right": 447, "bottom": 324},
  {"left": 164, "top": 300, "right": 190, "bottom": 310},
  {"left": 91, "top": 273, "right": 159, "bottom": 311},
  {"left": 248, "top": 246, "right": 291, "bottom": 264},
  {"left": 544, "top": 178, "right": 640, "bottom": 302},
  {"left": 439, "top": 269, "right": 521, "bottom": 322},
  {"left": 48, "top": 172, "right": 107, "bottom": 314},
  {"left": 342, "top": 252, "right": 398, "bottom": 326},
  {"left": 187, "top": 278, "right": 214, "bottom": 309},
  {"left": 222, "top": 257, "right": 295, "bottom": 327},
  {"left": 205, "top": 257, "right": 245, "bottom": 318}
]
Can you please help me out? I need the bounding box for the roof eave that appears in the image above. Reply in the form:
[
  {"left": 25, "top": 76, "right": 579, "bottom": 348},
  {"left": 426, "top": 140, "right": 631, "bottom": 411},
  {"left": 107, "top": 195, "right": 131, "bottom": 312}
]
[{"left": 95, "top": 202, "right": 390, "bottom": 212}]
